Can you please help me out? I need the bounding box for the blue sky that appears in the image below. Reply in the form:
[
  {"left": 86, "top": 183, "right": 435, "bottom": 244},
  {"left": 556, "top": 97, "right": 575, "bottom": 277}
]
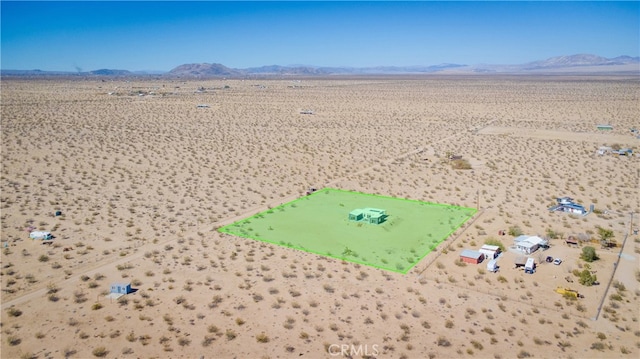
[{"left": 1, "top": 1, "right": 638, "bottom": 71}]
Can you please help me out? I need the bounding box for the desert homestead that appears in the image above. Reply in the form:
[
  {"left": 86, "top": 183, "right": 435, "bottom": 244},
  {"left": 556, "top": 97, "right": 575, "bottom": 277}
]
[
  {"left": 549, "top": 197, "right": 590, "bottom": 215},
  {"left": 459, "top": 249, "right": 485, "bottom": 264},
  {"left": 513, "top": 235, "right": 548, "bottom": 254},
  {"left": 348, "top": 208, "right": 387, "bottom": 225}
]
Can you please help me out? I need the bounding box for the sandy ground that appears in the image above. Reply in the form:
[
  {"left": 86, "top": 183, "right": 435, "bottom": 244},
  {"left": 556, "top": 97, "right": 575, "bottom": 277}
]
[{"left": 1, "top": 76, "right": 639, "bottom": 359}]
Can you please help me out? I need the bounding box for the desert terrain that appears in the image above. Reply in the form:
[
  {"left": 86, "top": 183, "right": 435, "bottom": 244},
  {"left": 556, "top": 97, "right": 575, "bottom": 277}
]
[{"left": 1, "top": 75, "right": 639, "bottom": 359}]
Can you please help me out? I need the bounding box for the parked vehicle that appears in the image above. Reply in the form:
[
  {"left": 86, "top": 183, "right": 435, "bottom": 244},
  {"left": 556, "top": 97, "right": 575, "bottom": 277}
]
[
  {"left": 553, "top": 258, "right": 562, "bottom": 265},
  {"left": 555, "top": 287, "right": 584, "bottom": 299},
  {"left": 487, "top": 259, "right": 498, "bottom": 273},
  {"left": 524, "top": 258, "right": 536, "bottom": 274}
]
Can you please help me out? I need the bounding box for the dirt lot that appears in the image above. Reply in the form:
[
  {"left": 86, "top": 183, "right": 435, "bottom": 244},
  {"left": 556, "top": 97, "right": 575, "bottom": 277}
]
[{"left": 1, "top": 76, "right": 638, "bottom": 358}]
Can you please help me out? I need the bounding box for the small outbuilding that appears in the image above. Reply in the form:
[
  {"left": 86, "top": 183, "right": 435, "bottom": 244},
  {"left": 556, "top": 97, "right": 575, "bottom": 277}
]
[
  {"left": 479, "top": 244, "right": 501, "bottom": 259},
  {"left": 460, "top": 249, "right": 485, "bottom": 264},
  {"left": 110, "top": 282, "right": 132, "bottom": 295},
  {"left": 597, "top": 124, "right": 613, "bottom": 130}
]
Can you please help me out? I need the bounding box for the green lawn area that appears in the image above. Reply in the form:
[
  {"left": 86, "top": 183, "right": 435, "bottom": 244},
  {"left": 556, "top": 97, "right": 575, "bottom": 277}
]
[{"left": 219, "top": 188, "right": 476, "bottom": 273}]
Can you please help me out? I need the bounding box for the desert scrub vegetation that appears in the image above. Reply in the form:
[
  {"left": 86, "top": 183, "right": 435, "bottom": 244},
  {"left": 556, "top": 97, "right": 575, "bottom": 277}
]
[
  {"left": 92, "top": 346, "right": 108, "bottom": 357},
  {"left": 451, "top": 158, "right": 472, "bottom": 170},
  {"left": 255, "top": 332, "right": 270, "bottom": 343},
  {"left": 508, "top": 225, "right": 523, "bottom": 236},
  {"left": 581, "top": 246, "right": 599, "bottom": 262},
  {"left": 6, "top": 306, "right": 22, "bottom": 317},
  {"left": 484, "top": 237, "right": 505, "bottom": 251}
]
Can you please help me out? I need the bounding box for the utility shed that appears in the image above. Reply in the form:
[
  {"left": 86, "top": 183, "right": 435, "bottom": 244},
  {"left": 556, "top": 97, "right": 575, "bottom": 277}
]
[
  {"left": 460, "top": 249, "right": 485, "bottom": 264},
  {"left": 597, "top": 124, "right": 613, "bottom": 130},
  {"left": 110, "top": 282, "right": 132, "bottom": 295}
]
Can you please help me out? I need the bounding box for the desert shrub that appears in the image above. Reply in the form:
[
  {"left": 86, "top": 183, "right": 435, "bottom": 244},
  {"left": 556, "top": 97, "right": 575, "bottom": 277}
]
[
  {"left": 202, "top": 335, "right": 216, "bottom": 347},
  {"left": 445, "top": 319, "right": 454, "bottom": 328},
  {"left": 482, "top": 327, "right": 495, "bottom": 335},
  {"left": 581, "top": 246, "right": 599, "bottom": 262},
  {"left": 612, "top": 280, "right": 626, "bottom": 291},
  {"left": 451, "top": 159, "right": 472, "bottom": 170},
  {"left": 508, "top": 226, "right": 523, "bottom": 237},
  {"left": 256, "top": 333, "right": 269, "bottom": 343},
  {"left": 177, "top": 337, "right": 190, "bottom": 347},
  {"left": 609, "top": 293, "right": 623, "bottom": 301},
  {"left": 437, "top": 336, "right": 451, "bottom": 347},
  {"left": 7, "top": 335, "right": 21, "bottom": 346},
  {"left": 579, "top": 269, "right": 597, "bottom": 286},
  {"left": 92, "top": 347, "right": 108, "bottom": 357},
  {"left": 597, "top": 226, "right": 614, "bottom": 242},
  {"left": 6, "top": 307, "right": 22, "bottom": 317},
  {"left": 225, "top": 329, "right": 237, "bottom": 340},
  {"left": 484, "top": 238, "right": 505, "bottom": 251},
  {"left": 545, "top": 228, "right": 561, "bottom": 239},
  {"left": 454, "top": 259, "right": 467, "bottom": 267}
]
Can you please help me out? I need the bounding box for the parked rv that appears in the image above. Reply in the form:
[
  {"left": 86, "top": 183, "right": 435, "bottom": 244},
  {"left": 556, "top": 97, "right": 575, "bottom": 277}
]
[
  {"left": 524, "top": 258, "right": 536, "bottom": 274},
  {"left": 487, "top": 259, "right": 499, "bottom": 272}
]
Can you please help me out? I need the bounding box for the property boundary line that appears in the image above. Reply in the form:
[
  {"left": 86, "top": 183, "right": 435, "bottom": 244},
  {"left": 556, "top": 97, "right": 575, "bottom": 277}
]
[
  {"left": 593, "top": 219, "right": 631, "bottom": 320},
  {"left": 415, "top": 208, "right": 486, "bottom": 277}
]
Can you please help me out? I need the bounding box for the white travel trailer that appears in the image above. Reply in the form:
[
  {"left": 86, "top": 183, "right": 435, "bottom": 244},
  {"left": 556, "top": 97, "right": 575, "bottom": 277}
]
[
  {"left": 29, "top": 231, "right": 52, "bottom": 240},
  {"left": 487, "top": 259, "right": 498, "bottom": 273},
  {"left": 524, "top": 258, "right": 535, "bottom": 274}
]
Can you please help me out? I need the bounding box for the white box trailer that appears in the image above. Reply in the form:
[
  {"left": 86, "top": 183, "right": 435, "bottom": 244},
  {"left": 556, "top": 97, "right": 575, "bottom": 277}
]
[
  {"left": 524, "top": 257, "right": 535, "bottom": 274},
  {"left": 479, "top": 244, "right": 501, "bottom": 259},
  {"left": 29, "top": 231, "right": 52, "bottom": 240},
  {"left": 487, "top": 259, "right": 498, "bottom": 272}
]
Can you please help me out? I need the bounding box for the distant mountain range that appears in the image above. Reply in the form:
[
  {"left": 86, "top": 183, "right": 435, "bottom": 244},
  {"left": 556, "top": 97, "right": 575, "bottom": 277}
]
[{"left": 2, "top": 54, "right": 638, "bottom": 77}]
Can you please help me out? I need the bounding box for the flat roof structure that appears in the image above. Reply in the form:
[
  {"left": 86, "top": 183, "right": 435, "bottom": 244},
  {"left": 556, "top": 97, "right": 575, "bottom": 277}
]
[{"left": 460, "top": 249, "right": 484, "bottom": 260}]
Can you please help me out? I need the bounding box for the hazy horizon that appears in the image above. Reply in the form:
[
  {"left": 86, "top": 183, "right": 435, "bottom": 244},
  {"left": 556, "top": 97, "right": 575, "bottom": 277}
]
[{"left": 1, "top": 1, "right": 639, "bottom": 72}]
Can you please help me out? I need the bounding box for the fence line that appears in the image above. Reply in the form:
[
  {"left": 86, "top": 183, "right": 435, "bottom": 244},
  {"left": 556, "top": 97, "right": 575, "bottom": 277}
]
[
  {"left": 415, "top": 208, "right": 486, "bottom": 277},
  {"left": 594, "top": 229, "right": 631, "bottom": 320}
]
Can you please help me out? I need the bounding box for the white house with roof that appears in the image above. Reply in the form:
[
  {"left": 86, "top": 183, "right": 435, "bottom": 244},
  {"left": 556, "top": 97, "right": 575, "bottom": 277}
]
[
  {"left": 549, "top": 197, "right": 590, "bottom": 215},
  {"left": 513, "top": 235, "right": 548, "bottom": 254}
]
